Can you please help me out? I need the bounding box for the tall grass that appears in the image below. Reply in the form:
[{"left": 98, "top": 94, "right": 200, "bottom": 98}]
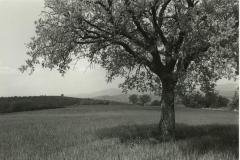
[{"left": 0, "top": 105, "right": 238, "bottom": 160}]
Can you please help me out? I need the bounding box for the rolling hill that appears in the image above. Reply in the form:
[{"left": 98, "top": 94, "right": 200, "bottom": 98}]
[
  {"left": 69, "top": 82, "right": 238, "bottom": 103},
  {"left": 69, "top": 88, "right": 123, "bottom": 98}
]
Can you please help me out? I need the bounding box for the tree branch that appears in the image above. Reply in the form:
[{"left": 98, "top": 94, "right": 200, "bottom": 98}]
[
  {"left": 151, "top": 4, "right": 168, "bottom": 46},
  {"left": 126, "top": 9, "right": 151, "bottom": 42},
  {"left": 95, "top": 1, "right": 114, "bottom": 24},
  {"left": 174, "top": 31, "right": 186, "bottom": 54},
  {"left": 157, "top": 0, "right": 172, "bottom": 27},
  {"left": 176, "top": 42, "right": 211, "bottom": 73},
  {"left": 94, "top": 1, "right": 149, "bottom": 49},
  {"left": 113, "top": 40, "right": 151, "bottom": 67},
  {"left": 81, "top": 18, "right": 112, "bottom": 35}
]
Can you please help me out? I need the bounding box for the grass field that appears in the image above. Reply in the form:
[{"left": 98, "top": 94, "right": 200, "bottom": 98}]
[{"left": 0, "top": 105, "right": 238, "bottom": 160}]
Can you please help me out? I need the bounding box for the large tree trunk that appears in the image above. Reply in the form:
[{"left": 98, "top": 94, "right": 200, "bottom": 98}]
[{"left": 159, "top": 79, "right": 176, "bottom": 140}]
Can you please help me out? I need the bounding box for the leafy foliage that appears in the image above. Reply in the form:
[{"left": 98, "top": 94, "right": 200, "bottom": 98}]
[
  {"left": 230, "top": 89, "right": 239, "bottom": 110},
  {"left": 181, "top": 91, "right": 205, "bottom": 108},
  {"left": 151, "top": 100, "right": 162, "bottom": 106},
  {"left": 138, "top": 94, "right": 151, "bottom": 106},
  {"left": 217, "top": 95, "right": 230, "bottom": 108},
  {"left": 129, "top": 94, "right": 138, "bottom": 104},
  {"left": 20, "top": 0, "right": 238, "bottom": 94},
  {"left": 181, "top": 91, "right": 230, "bottom": 108}
]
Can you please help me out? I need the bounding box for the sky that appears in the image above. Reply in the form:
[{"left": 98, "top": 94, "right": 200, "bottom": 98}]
[
  {"left": 0, "top": 0, "right": 122, "bottom": 97},
  {"left": 0, "top": 0, "right": 238, "bottom": 97}
]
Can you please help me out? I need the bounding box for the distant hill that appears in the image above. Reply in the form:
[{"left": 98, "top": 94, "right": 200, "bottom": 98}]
[
  {"left": 69, "top": 82, "right": 238, "bottom": 103},
  {"left": 69, "top": 88, "right": 123, "bottom": 98},
  {"left": 94, "top": 94, "right": 129, "bottom": 103},
  {"left": 69, "top": 88, "right": 161, "bottom": 103}
]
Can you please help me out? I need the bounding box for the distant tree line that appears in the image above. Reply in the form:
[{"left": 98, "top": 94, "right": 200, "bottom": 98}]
[
  {"left": 181, "top": 91, "right": 229, "bottom": 108},
  {"left": 129, "top": 88, "right": 238, "bottom": 110},
  {"left": 129, "top": 94, "right": 163, "bottom": 106},
  {"left": 230, "top": 89, "right": 239, "bottom": 110},
  {"left": 129, "top": 94, "right": 152, "bottom": 106}
]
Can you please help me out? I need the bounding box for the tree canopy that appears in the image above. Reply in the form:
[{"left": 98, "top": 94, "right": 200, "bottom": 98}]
[
  {"left": 20, "top": 0, "right": 238, "bottom": 94},
  {"left": 129, "top": 94, "right": 138, "bottom": 104},
  {"left": 139, "top": 94, "right": 151, "bottom": 106}
]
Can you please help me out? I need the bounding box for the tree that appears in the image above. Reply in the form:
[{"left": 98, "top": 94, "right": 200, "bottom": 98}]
[
  {"left": 216, "top": 95, "right": 229, "bottom": 108},
  {"left": 181, "top": 91, "right": 229, "bottom": 108},
  {"left": 139, "top": 94, "right": 151, "bottom": 106},
  {"left": 151, "top": 100, "right": 162, "bottom": 106},
  {"left": 181, "top": 91, "right": 205, "bottom": 108},
  {"left": 129, "top": 94, "right": 138, "bottom": 104},
  {"left": 20, "top": 0, "right": 238, "bottom": 140},
  {"left": 230, "top": 88, "right": 239, "bottom": 110}
]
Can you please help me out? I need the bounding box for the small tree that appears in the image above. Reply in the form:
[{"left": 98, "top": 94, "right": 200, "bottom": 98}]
[
  {"left": 139, "top": 94, "right": 151, "bottom": 106},
  {"left": 182, "top": 91, "right": 230, "bottom": 108},
  {"left": 216, "top": 95, "right": 229, "bottom": 108},
  {"left": 181, "top": 91, "right": 205, "bottom": 108},
  {"left": 205, "top": 92, "right": 218, "bottom": 108},
  {"left": 129, "top": 94, "right": 138, "bottom": 104},
  {"left": 151, "top": 100, "right": 162, "bottom": 106},
  {"left": 230, "top": 89, "right": 239, "bottom": 110}
]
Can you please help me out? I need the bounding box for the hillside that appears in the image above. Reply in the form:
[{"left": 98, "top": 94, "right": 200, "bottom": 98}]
[{"left": 0, "top": 96, "right": 115, "bottom": 113}]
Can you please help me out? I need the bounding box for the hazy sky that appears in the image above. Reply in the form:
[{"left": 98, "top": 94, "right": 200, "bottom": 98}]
[
  {"left": 0, "top": 0, "right": 122, "bottom": 97},
  {"left": 0, "top": 0, "right": 238, "bottom": 97}
]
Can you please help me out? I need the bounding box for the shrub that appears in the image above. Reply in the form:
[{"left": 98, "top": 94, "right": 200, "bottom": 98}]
[
  {"left": 151, "top": 100, "right": 162, "bottom": 106},
  {"left": 230, "top": 90, "right": 239, "bottom": 110},
  {"left": 138, "top": 94, "right": 151, "bottom": 106},
  {"left": 181, "top": 91, "right": 205, "bottom": 108},
  {"left": 181, "top": 91, "right": 229, "bottom": 108},
  {"left": 205, "top": 92, "right": 218, "bottom": 108},
  {"left": 215, "top": 95, "right": 229, "bottom": 108},
  {"left": 129, "top": 94, "right": 138, "bottom": 104},
  {"left": 205, "top": 92, "right": 229, "bottom": 108}
]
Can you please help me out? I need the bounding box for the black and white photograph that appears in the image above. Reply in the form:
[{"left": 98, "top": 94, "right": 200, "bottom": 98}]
[{"left": 0, "top": 0, "right": 239, "bottom": 159}]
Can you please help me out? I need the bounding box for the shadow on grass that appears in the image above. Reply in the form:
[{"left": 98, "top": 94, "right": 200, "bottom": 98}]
[{"left": 96, "top": 123, "right": 238, "bottom": 157}]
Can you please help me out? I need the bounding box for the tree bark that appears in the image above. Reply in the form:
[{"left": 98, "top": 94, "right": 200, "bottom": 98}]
[{"left": 159, "top": 79, "right": 176, "bottom": 140}]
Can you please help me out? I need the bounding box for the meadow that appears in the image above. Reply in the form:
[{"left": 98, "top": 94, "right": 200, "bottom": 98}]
[{"left": 0, "top": 104, "right": 238, "bottom": 160}]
